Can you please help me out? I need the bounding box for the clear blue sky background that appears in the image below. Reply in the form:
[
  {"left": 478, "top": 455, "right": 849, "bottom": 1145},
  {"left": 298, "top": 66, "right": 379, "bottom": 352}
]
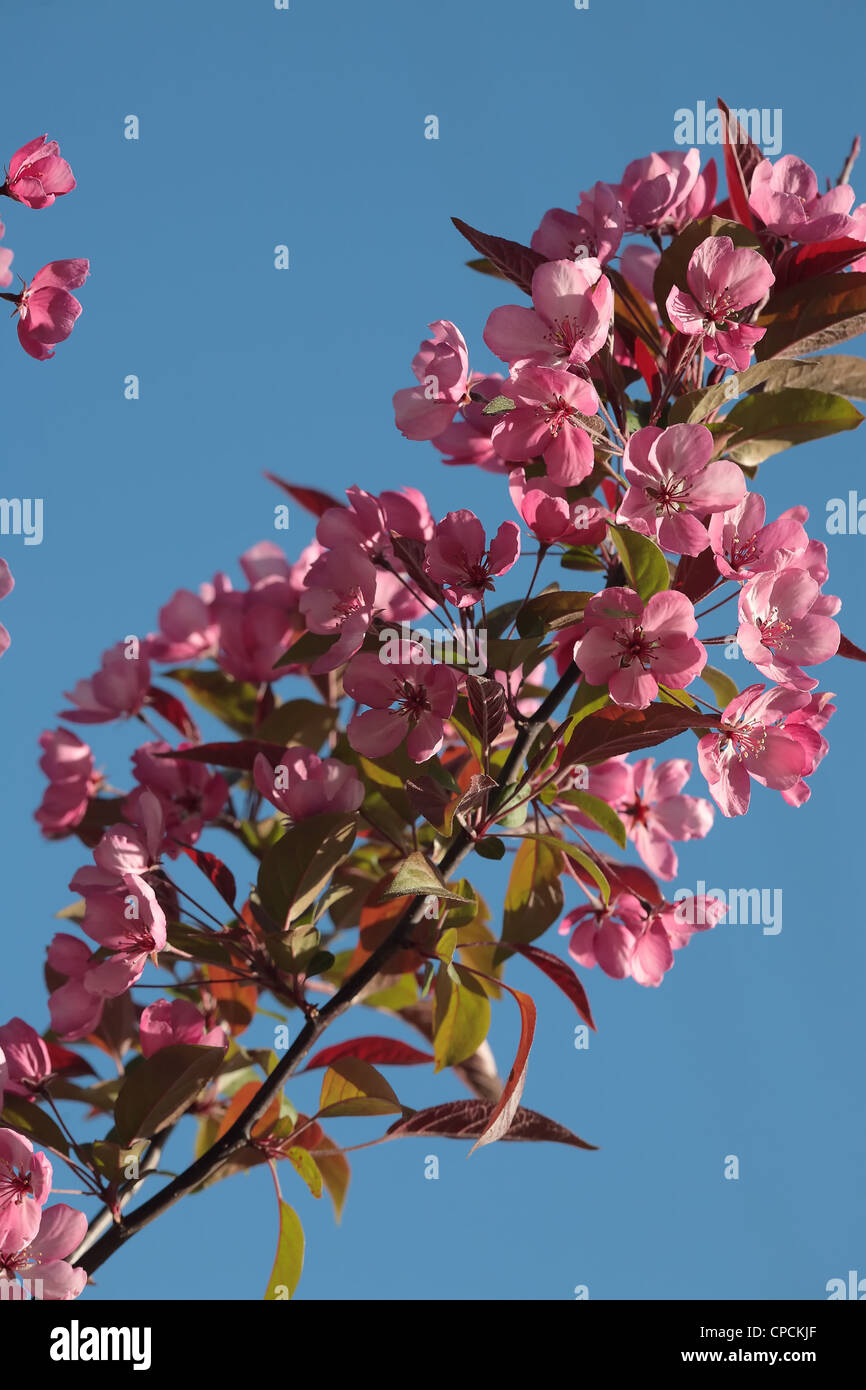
[{"left": 1, "top": 0, "right": 863, "bottom": 1301}]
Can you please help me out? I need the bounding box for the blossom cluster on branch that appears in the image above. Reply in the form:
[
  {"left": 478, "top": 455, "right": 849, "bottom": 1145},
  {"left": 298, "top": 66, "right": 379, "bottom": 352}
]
[{"left": 1, "top": 102, "right": 863, "bottom": 1300}]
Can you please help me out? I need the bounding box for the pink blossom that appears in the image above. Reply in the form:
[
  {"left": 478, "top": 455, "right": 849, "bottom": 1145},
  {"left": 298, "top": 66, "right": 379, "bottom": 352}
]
[
  {"left": 697, "top": 683, "right": 810, "bottom": 817},
  {"left": 616, "top": 150, "right": 704, "bottom": 233},
  {"left": 531, "top": 182, "right": 625, "bottom": 265},
  {"left": 424, "top": 510, "right": 520, "bottom": 607},
  {"left": 708, "top": 494, "right": 809, "bottom": 583},
  {"left": 0, "top": 220, "right": 12, "bottom": 289},
  {"left": 661, "top": 893, "right": 728, "bottom": 949},
  {"left": 213, "top": 581, "right": 298, "bottom": 683},
  {"left": 344, "top": 648, "right": 461, "bottom": 762},
  {"left": 0, "top": 1131, "right": 52, "bottom": 1250},
  {"left": 15, "top": 259, "right": 89, "bottom": 361},
  {"left": 0, "top": 1202, "right": 87, "bottom": 1301},
  {"left": 149, "top": 585, "right": 222, "bottom": 663},
  {"left": 0, "top": 557, "right": 13, "bottom": 657},
  {"left": 620, "top": 244, "right": 661, "bottom": 310},
  {"left": 71, "top": 870, "right": 167, "bottom": 997},
  {"left": 35, "top": 729, "right": 100, "bottom": 836},
  {"left": 89, "top": 790, "right": 165, "bottom": 875},
  {"left": 618, "top": 424, "right": 746, "bottom": 554},
  {"left": 749, "top": 156, "right": 857, "bottom": 242},
  {"left": 2, "top": 136, "right": 76, "bottom": 209},
  {"left": 491, "top": 366, "right": 600, "bottom": 485},
  {"left": 140, "top": 1000, "right": 226, "bottom": 1058},
  {"left": 380, "top": 487, "right": 435, "bottom": 541},
  {"left": 509, "top": 468, "right": 609, "bottom": 547},
  {"left": 737, "top": 568, "right": 840, "bottom": 691},
  {"left": 666, "top": 236, "right": 774, "bottom": 372},
  {"left": 300, "top": 546, "right": 378, "bottom": 674},
  {"left": 574, "top": 587, "right": 706, "bottom": 709},
  {"left": 316, "top": 487, "right": 393, "bottom": 563},
  {"left": 46, "top": 934, "right": 104, "bottom": 1041},
  {"left": 561, "top": 893, "right": 646, "bottom": 980},
  {"left": 0, "top": 1019, "right": 52, "bottom": 1097},
  {"left": 393, "top": 320, "right": 470, "bottom": 441},
  {"left": 615, "top": 758, "right": 714, "bottom": 880},
  {"left": 61, "top": 641, "right": 151, "bottom": 724},
  {"left": 433, "top": 375, "right": 507, "bottom": 473},
  {"left": 484, "top": 258, "right": 613, "bottom": 369},
  {"left": 128, "top": 743, "right": 229, "bottom": 853},
  {"left": 253, "top": 746, "right": 364, "bottom": 820},
  {"left": 779, "top": 691, "right": 835, "bottom": 807}
]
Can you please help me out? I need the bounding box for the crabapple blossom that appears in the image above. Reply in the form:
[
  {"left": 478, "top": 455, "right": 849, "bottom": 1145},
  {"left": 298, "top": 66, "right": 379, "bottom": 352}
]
[
  {"left": 491, "top": 366, "right": 600, "bottom": 485},
  {"left": 139, "top": 1000, "right": 226, "bottom": 1058},
  {"left": 484, "top": 258, "right": 613, "bottom": 369},
  {"left": 213, "top": 581, "right": 298, "bottom": 684},
  {"left": 0, "top": 1202, "right": 87, "bottom": 1301},
  {"left": 72, "top": 871, "right": 167, "bottom": 997},
  {"left": 737, "top": 568, "right": 840, "bottom": 691},
  {"left": 0, "top": 557, "right": 13, "bottom": 657},
  {"left": 508, "top": 468, "right": 609, "bottom": 547},
  {"left": 393, "top": 320, "right": 470, "bottom": 441},
  {"left": 127, "top": 743, "right": 229, "bottom": 853},
  {"left": 344, "top": 647, "right": 461, "bottom": 762},
  {"left": 561, "top": 894, "right": 645, "bottom": 980},
  {"left": 432, "top": 374, "right": 506, "bottom": 472},
  {"left": 0, "top": 1019, "right": 52, "bottom": 1097},
  {"left": 618, "top": 423, "right": 746, "bottom": 555},
  {"left": 379, "top": 487, "right": 435, "bottom": 541},
  {"left": 300, "top": 546, "right": 379, "bottom": 674},
  {"left": 253, "top": 746, "right": 364, "bottom": 820},
  {"left": 697, "top": 683, "right": 811, "bottom": 817},
  {"left": 0, "top": 1131, "right": 52, "bottom": 1249},
  {"left": 61, "top": 641, "right": 151, "bottom": 724},
  {"left": 1, "top": 135, "right": 75, "bottom": 208},
  {"left": 531, "top": 182, "right": 624, "bottom": 265},
  {"left": 46, "top": 934, "right": 104, "bottom": 1041},
  {"left": 749, "top": 155, "right": 857, "bottom": 242},
  {"left": 148, "top": 584, "right": 222, "bottom": 663},
  {"left": 779, "top": 691, "right": 835, "bottom": 807},
  {"left": 666, "top": 236, "right": 774, "bottom": 372},
  {"left": 316, "top": 487, "right": 394, "bottom": 563},
  {"left": 616, "top": 149, "right": 708, "bottom": 233},
  {"left": 35, "top": 729, "right": 100, "bottom": 836},
  {"left": 424, "top": 510, "right": 520, "bottom": 607},
  {"left": 14, "top": 259, "right": 89, "bottom": 360},
  {"left": 708, "top": 494, "right": 809, "bottom": 583},
  {"left": 574, "top": 587, "right": 706, "bottom": 709},
  {"left": 620, "top": 243, "right": 661, "bottom": 310},
  {"left": 614, "top": 758, "right": 714, "bottom": 880}
]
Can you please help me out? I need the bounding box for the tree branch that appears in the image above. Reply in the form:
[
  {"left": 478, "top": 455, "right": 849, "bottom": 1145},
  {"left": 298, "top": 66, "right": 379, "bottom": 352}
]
[{"left": 76, "top": 663, "right": 582, "bottom": 1278}]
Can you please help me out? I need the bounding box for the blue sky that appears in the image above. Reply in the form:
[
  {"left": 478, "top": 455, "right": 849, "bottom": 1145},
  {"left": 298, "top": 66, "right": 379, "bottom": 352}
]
[{"left": 1, "top": 0, "right": 863, "bottom": 1300}]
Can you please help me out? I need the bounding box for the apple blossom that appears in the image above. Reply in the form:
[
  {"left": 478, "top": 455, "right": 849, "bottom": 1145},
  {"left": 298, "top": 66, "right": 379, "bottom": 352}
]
[
  {"left": 574, "top": 587, "right": 706, "bottom": 709},
  {"left": 35, "top": 729, "right": 100, "bottom": 836},
  {"left": 0, "top": 1202, "right": 87, "bottom": 1301},
  {"left": 618, "top": 423, "right": 746, "bottom": 555},
  {"left": 737, "top": 568, "right": 841, "bottom": 691},
  {"left": 666, "top": 236, "right": 774, "bottom": 372},
  {"left": 509, "top": 468, "right": 609, "bottom": 547},
  {"left": 344, "top": 646, "right": 461, "bottom": 762},
  {"left": 708, "top": 494, "right": 810, "bottom": 583},
  {"left": 140, "top": 1000, "right": 226, "bottom": 1058},
  {"left": 1, "top": 135, "right": 75, "bottom": 209},
  {"left": 253, "top": 746, "right": 364, "bottom": 820},
  {"left": 0, "top": 1131, "right": 52, "bottom": 1250},
  {"left": 393, "top": 320, "right": 470, "bottom": 441},
  {"left": 14, "top": 259, "right": 89, "bottom": 360},
  {"left": 484, "top": 258, "right": 613, "bottom": 369},
  {"left": 749, "top": 155, "right": 857, "bottom": 242},
  {"left": 0, "top": 1019, "right": 52, "bottom": 1097},
  {"left": 424, "top": 510, "right": 520, "bottom": 607},
  {"left": 491, "top": 366, "right": 600, "bottom": 485},
  {"left": 61, "top": 641, "right": 151, "bottom": 724},
  {"left": 697, "top": 683, "right": 810, "bottom": 817}
]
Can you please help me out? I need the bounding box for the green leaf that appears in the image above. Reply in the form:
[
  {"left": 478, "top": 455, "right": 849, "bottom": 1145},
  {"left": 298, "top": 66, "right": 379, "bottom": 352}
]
[
  {"left": 317, "top": 1058, "right": 404, "bottom": 1119},
  {"left": 552, "top": 790, "right": 627, "bottom": 848},
  {"left": 670, "top": 355, "right": 866, "bottom": 424},
  {"left": 700, "top": 664, "right": 739, "bottom": 710},
  {"left": 559, "top": 545, "right": 605, "bottom": 572},
  {"left": 524, "top": 834, "right": 610, "bottom": 904},
  {"left": 502, "top": 837, "right": 565, "bottom": 945},
  {"left": 165, "top": 922, "right": 233, "bottom": 966},
  {"left": 114, "top": 1044, "right": 226, "bottom": 1144},
  {"left": 516, "top": 589, "right": 593, "bottom": 638},
  {"left": 482, "top": 394, "right": 516, "bottom": 415},
  {"left": 256, "top": 812, "right": 358, "bottom": 930},
  {"left": 166, "top": 668, "right": 258, "bottom": 735},
  {"left": 608, "top": 525, "right": 670, "bottom": 600},
  {"left": 1, "top": 1098, "right": 69, "bottom": 1155},
  {"left": 717, "top": 388, "right": 863, "bottom": 466},
  {"left": 253, "top": 699, "right": 337, "bottom": 752},
  {"left": 432, "top": 963, "right": 491, "bottom": 1070},
  {"left": 284, "top": 1146, "right": 324, "bottom": 1200},
  {"left": 475, "top": 835, "right": 506, "bottom": 860},
  {"left": 381, "top": 851, "right": 472, "bottom": 904},
  {"left": 567, "top": 680, "right": 610, "bottom": 723},
  {"left": 264, "top": 1200, "right": 304, "bottom": 1300}
]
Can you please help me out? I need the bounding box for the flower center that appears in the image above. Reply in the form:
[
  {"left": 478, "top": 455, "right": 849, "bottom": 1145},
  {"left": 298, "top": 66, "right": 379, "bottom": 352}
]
[
  {"left": 729, "top": 530, "right": 760, "bottom": 570},
  {"left": 543, "top": 394, "right": 577, "bottom": 438},
  {"left": 720, "top": 716, "right": 767, "bottom": 762},
  {"left": 756, "top": 607, "right": 792, "bottom": 652},
  {"left": 394, "top": 680, "right": 431, "bottom": 723},
  {"left": 646, "top": 474, "right": 688, "bottom": 516},
  {"left": 614, "top": 624, "right": 659, "bottom": 669}
]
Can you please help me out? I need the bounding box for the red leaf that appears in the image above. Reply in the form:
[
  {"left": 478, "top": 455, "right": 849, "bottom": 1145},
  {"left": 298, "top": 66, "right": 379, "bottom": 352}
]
[
  {"left": 264, "top": 472, "right": 344, "bottom": 518},
  {"left": 717, "top": 98, "right": 764, "bottom": 229},
  {"left": 385, "top": 1099, "right": 596, "bottom": 1150},
  {"left": 458, "top": 974, "right": 536, "bottom": 1154},
  {"left": 145, "top": 686, "right": 199, "bottom": 741},
  {"left": 775, "top": 237, "right": 866, "bottom": 291},
  {"left": 466, "top": 675, "right": 507, "bottom": 751},
  {"left": 303, "top": 1037, "right": 435, "bottom": 1072},
  {"left": 673, "top": 545, "right": 722, "bottom": 603},
  {"left": 561, "top": 704, "right": 719, "bottom": 770},
  {"left": 179, "top": 844, "right": 238, "bottom": 912},
  {"left": 164, "top": 739, "right": 284, "bottom": 771},
  {"left": 602, "top": 860, "right": 664, "bottom": 907},
  {"left": 634, "top": 339, "right": 661, "bottom": 398},
  {"left": 452, "top": 217, "right": 546, "bottom": 297},
  {"left": 44, "top": 1041, "right": 97, "bottom": 1079},
  {"left": 838, "top": 632, "right": 866, "bottom": 662},
  {"left": 510, "top": 943, "right": 596, "bottom": 1030}
]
